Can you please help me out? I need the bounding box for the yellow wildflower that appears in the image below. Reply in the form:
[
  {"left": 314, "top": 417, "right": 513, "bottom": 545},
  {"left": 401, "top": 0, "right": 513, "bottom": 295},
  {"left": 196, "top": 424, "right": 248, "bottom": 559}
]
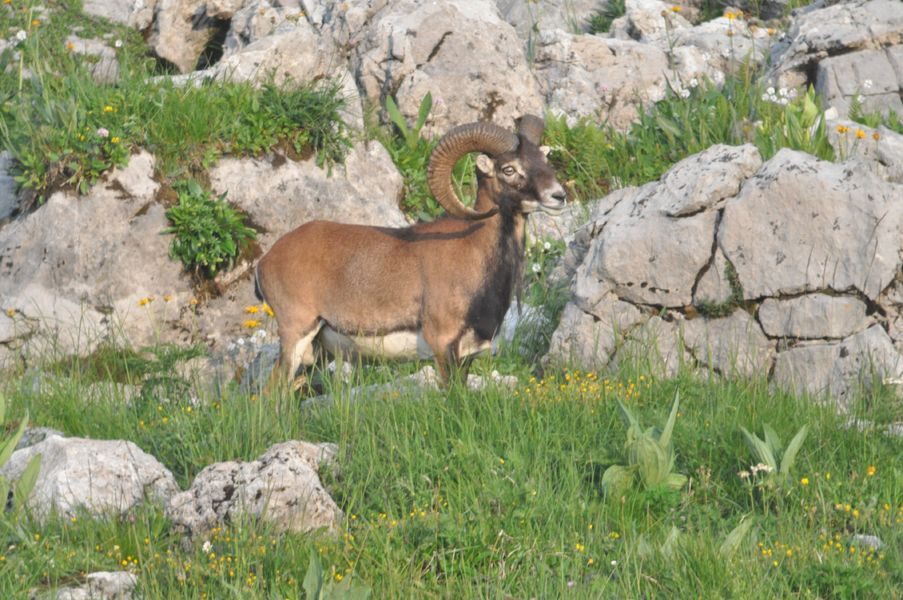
[
  {"left": 244, "top": 305, "right": 260, "bottom": 314},
  {"left": 138, "top": 296, "right": 154, "bottom": 306},
  {"left": 163, "top": 294, "right": 173, "bottom": 302},
  {"left": 65, "top": 41, "right": 75, "bottom": 51},
  {"left": 724, "top": 10, "right": 737, "bottom": 20},
  {"left": 866, "top": 465, "right": 876, "bottom": 476},
  {"left": 872, "top": 131, "right": 880, "bottom": 141},
  {"left": 31, "top": 19, "right": 40, "bottom": 26},
  {"left": 855, "top": 129, "right": 867, "bottom": 139},
  {"left": 261, "top": 303, "right": 274, "bottom": 317},
  {"left": 800, "top": 477, "right": 809, "bottom": 486},
  {"left": 5, "top": 308, "right": 15, "bottom": 317},
  {"left": 836, "top": 125, "right": 849, "bottom": 134},
  {"left": 103, "top": 105, "right": 114, "bottom": 113},
  {"left": 111, "top": 137, "right": 120, "bottom": 144},
  {"left": 670, "top": 5, "right": 681, "bottom": 11},
  {"left": 243, "top": 319, "right": 261, "bottom": 328}
]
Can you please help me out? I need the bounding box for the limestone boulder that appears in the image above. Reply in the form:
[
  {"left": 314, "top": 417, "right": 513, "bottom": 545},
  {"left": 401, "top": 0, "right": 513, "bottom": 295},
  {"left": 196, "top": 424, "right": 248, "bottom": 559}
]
[
  {"left": 773, "top": 325, "right": 903, "bottom": 411},
  {"left": 758, "top": 294, "right": 872, "bottom": 339},
  {"left": 769, "top": 0, "right": 903, "bottom": 116},
  {"left": 533, "top": 32, "right": 671, "bottom": 130},
  {"left": 0, "top": 436, "right": 179, "bottom": 519},
  {"left": 0, "top": 151, "right": 18, "bottom": 223},
  {"left": 609, "top": 0, "right": 693, "bottom": 46},
  {"left": 682, "top": 310, "right": 774, "bottom": 379},
  {"left": 495, "top": 0, "right": 601, "bottom": 37},
  {"left": 167, "top": 441, "right": 342, "bottom": 537},
  {"left": 348, "top": 0, "right": 544, "bottom": 135},
  {"left": 0, "top": 151, "right": 194, "bottom": 359},
  {"left": 719, "top": 148, "right": 903, "bottom": 301}
]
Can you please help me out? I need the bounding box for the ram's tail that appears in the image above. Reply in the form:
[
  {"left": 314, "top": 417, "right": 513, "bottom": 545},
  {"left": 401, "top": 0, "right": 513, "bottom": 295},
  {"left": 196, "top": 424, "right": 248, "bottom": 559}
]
[{"left": 254, "top": 263, "right": 265, "bottom": 303}]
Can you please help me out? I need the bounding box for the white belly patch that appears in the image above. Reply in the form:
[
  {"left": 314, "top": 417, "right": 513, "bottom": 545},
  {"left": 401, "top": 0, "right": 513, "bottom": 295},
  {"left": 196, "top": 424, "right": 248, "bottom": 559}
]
[{"left": 317, "top": 327, "right": 492, "bottom": 361}]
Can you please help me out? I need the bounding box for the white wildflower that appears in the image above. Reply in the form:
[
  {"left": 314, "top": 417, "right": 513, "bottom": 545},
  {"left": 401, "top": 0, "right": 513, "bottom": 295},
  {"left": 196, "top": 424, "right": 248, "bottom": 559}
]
[
  {"left": 766, "top": 86, "right": 775, "bottom": 96},
  {"left": 778, "top": 88, "right": 788, "bottom": 97},
  {"left": 15, "top": 30, "right": 27, "bottom": 43},
  {"left": 543, "top": 241, "right": 552, "bottom": 250},
  {"left": 856, "top": 94, "right": 864, "bottom": 103},
  {"left": 788, "top": 88, "right": 799, "bottom": 99},
  {"left": 114, "top": 39, "right": 123, "bottom": 48},
  {"left": 779, "top": 97, "right": 789, "bottom": 105},
  {"left": 611, "top": 560, "right": 618, "bottom": 566},
  {"left": 531, "top": 263, "right": 541, "bottom": 273},
  {"left": 761, "top": 93, "right": 770, "bottom": 102},
  {"left": 96, "top": 127, "right": 109, "bottom": 138},
  {"left": 680, "top": 88, "right": 690, "bottom": 99},
  {"left": 202, "top": 540, "right": 212, "bottom": 554},
  {"left": 738, "top": 470, "right": 750, "bottom": 480},
  {"left": 689, "top": 78, "right": 699, "bottom": 88}
]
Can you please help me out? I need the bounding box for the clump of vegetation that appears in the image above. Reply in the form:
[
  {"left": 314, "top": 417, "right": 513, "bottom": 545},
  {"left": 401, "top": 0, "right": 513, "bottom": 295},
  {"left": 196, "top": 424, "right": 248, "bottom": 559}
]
[
  {"left": 545, "top": 76, "right": 833, "bottom": 202},
  {"left": 587, "top": 0, "right": 626, "bottom": 34},
  {"left": 0, "top": 0, "right": 350, "bottom": 205},
  {"left": 164, "top": 180, "right": 256, "bottom": 279}
]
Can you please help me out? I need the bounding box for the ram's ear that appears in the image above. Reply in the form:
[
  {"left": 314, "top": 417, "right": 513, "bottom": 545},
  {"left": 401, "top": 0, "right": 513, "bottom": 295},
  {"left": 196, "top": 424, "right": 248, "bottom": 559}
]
[{"left": 475, "top": 154, "right": 495, "bottom": 176}]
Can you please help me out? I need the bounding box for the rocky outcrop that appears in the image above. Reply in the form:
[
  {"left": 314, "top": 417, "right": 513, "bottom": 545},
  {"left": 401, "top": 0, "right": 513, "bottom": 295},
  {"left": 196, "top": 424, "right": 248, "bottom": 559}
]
[
  {"left": 347, "top": 0, "right": 544, "bottom": 135},
  {"left": 546, "top": 145, "right": 903, "bottom": 409},
  {"left": 0, "top": 436, "right": 179, "bottom": 519},
  {"left": 167, "top": 441, "right": 342, "bottom": 537},
  {"left": 769, "top": 0, "right": 903, "bottom": 117}
]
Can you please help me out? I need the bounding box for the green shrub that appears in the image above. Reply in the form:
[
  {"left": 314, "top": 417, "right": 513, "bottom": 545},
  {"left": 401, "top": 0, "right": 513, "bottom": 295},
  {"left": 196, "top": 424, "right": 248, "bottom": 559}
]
[
  {"left": 587, "top": 0, "right": 626, "bottom": 34},
  {"left": 545, "top": 76, "right": 834, "bottom": 203},
  {"left": 164, "top": 180, "right": 256, "bottom": 278}
]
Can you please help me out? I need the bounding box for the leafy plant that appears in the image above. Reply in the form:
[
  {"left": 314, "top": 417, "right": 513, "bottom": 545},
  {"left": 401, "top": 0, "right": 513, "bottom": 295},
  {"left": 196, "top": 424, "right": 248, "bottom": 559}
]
[
  {"left": 587, "top": 0, "right": 626, "bottom": 34},
  {"left": 303, "top": 552, "right": 371, "bottom": 600},
  {"left": 0, "top": 395, "right": 41, "bottom": 519},
  {"left": 740, "top": 423, "right": 809, "bottom": 488},
  {"left": 164, "top": 180, "right": 256, "bottom": 278},
  {"left": 602, "top": 393, "right": 687, "bottom": 496},
  {"left": 719, "top": 514, "right": 755, "bottom": 558}
]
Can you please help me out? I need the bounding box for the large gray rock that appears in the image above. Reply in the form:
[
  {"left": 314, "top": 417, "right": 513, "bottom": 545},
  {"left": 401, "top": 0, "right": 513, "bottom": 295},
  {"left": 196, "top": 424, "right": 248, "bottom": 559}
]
[
  {"left": 683, "top": 310, "right": 774, "bottom": 379},
  {"left": 816, "top": 46, "right": 903, "bottom": 117},
  {"left": 533, "top": 32, "right": 671, "bottom": 130},
  {"left": 769, "top": 0, "right": 903, "bottom": 116},
  {"left": 719, "top": 149, "right": 903, "bottom": 301},
  {"left": 758, "top": 294, "right": 871, "bottom": 339},
  {"left": 0, "top": 436, "right": 179, "bottom": 519},
  {"left": 589, "top": 144, "right": 760, "bottom": 307},
  {"left": 167, "top": 441, "right": 342, "bottom": 537},
  {"left": 55, "top": 571, "right": 138, "bottom": 600},
  {"left": 0, "top": 151, "right": 193, "bottom": 358},
  {"left": 774, "top": 325, "right": 903, "bottom": 410},
  {"left": 146, "top": 0, "right": 228, "bottom": 72},
  {"left": 208, "top": 140, "right": 407, "bottom": 250},
  {"left": 495, "top": 0, "right": 600, "bottom": 37},
  {"left": 349, "top": 0, "right": 544, "bottom": 135},
  {"left": 609, "top": 0, "right": 692, "bottom": 45},
  {"left": 82, "top": 0, "right": 140, "bottom": 25}
]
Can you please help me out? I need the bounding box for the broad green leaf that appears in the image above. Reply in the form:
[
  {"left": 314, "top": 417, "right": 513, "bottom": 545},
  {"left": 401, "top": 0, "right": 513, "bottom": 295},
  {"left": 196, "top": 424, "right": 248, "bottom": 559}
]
[
  {"left": 720, "top": 515, "right": 754, "bottom": 558},
  {"left": 385, "top": 96, "right": 409, "bottom": 138},
  {"left": 322, "top": 580, "right": 372, "bottom": 600},
  {"left": 601, "top": 464, "right": 635, "bottom": 495},
  {"left": 0, "top": 413, "right": 29, "bottom": 466},
  {"left": 666, "top": 473, "right": 687, "bottom": 491},
  {"left": 762, "top": 423, "right": 782, "bottom": 456},
  {"left": 616, "top": 400, "right": 640, "bottom": 431},
  {"left": 659, "top": 392, "right": 680, "bottom": 449},
  {"left": 661, "top": 526, "right": 681, "bottom": 558},
  {"left": 414, "top": 92, "right": 433, "bottom": 134},
  {"left": 780, "top": 425, "right": 809, "bottom": 476},
  {"left": 740, "top": 427, "right": 777, "bottom": 471},
  {"left": 13, "top": 454, "right": 41, "bottom": 509},
  {"left": 303, "top": 552, "right": 324, "bottom": 600}
]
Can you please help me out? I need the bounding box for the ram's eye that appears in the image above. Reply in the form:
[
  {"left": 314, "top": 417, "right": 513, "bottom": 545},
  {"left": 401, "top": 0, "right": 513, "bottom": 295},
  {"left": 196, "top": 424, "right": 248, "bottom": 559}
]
[{"left": 501, "top": 166, "right": 516, "bottom": 176}]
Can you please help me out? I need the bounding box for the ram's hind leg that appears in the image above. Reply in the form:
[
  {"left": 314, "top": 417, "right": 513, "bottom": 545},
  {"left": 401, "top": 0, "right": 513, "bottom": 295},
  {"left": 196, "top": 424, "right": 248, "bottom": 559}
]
[{"left": 267, "top": 318, "right": 322, "bottom": 393}]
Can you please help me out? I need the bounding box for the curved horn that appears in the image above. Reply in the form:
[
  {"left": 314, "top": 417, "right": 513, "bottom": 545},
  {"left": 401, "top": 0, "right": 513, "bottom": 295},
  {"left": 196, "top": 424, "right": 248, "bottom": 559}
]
[
  {"left": 517, "top": 114, "right": 545, "bottom": 146},
  {"left": 427, "top": 122, "right": 519, "bottom": 219}
]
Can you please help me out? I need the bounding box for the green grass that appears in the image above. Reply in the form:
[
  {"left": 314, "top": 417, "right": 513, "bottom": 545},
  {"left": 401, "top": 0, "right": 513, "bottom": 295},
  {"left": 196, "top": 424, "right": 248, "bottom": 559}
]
[
  {"left": 545, "top": 75, "right": 834, "bottom": 202},
  {"left": 1, "top": 342, "right": 901, "bottom": 597},
  {"left": 0, "top": 0, "right": 351, "bottom": 206}
]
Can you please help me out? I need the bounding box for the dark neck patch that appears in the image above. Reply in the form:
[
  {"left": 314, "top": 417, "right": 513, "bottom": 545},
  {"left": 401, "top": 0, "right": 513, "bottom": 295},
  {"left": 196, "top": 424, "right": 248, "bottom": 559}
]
[{"left": 463, "top": 196, "right": 524, "bottom": 341}]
